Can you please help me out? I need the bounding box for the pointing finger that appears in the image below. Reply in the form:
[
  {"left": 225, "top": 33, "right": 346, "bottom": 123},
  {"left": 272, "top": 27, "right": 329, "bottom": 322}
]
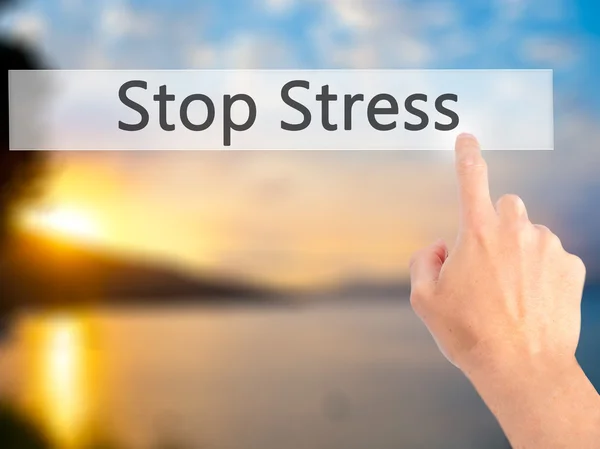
[{"left": 455, "top": 133, "right": 494, "bottom": 229}]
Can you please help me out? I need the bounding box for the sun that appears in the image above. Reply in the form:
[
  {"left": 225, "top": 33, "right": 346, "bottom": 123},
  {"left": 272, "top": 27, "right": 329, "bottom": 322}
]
[{"left": 22, "top": 207, "right": 103, "bottom": 243}]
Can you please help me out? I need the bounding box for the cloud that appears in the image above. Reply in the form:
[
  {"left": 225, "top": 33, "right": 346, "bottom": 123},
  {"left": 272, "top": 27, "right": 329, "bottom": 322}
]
[
  {"left": 186, "top": 46, "right": 218, "bottom": 69},
  {"left": 263, "top": 0, "right": 296, "bottom": 14},
  {"left": 437, "top": 31, "right": 476, "bottom": 60},
  {"left": 100, "top": 3, "right": 157, "bottom": 40},
  {"left": 7, "top": 11, "right": 46, "bottom": 44},
  {"left": 532, "top": 0, "right": 572, "bottom": 21},
  {"left": 415, "top": 1, "right": 459, "bottom": 28},
  {"left": 186, "top": 33, "right": 298, "bottom": 69},
  {"left": 494, "top": 0, "right": 528, "bottom": 22},
  {"left": 521, "top": 36, "right": 580, "bottom": 67},
  {"left": 81, "top": 45, "right": 114, "bottom": 69},
  {"left": 493, "top": 0, "right": 568, "bottom": 23},
  {"left": 325, "top": 0, "right": 378, "bottom": 30},
  {"left": 60, "top": 0, "right": 82, "bottom": 12},
  {"left": 328, "top": 35, "right": 433, "bottom": 68},
  {"left": 308, "top": 1, "right": 446, "bottom": 68},
  {"left": 307, "top": 0, "right": 468, "bottom": 68},
  {"left": 391, "top": 36, "right": 434, "bottom": 66}
]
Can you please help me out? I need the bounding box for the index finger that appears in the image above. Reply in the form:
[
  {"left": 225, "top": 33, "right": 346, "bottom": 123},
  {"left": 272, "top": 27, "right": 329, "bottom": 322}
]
[{"left": 454, "top": 133, "right": 494, "bottom": 228}]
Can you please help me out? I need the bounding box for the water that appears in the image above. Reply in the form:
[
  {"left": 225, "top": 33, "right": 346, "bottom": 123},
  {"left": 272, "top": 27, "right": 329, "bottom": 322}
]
[{"left": 0, "top": 297, "right": 598, "bottom": 449}]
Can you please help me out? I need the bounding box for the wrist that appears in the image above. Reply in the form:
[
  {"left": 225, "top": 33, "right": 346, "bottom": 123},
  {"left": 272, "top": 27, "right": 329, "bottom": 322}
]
[
  {"left": 465, "top": 343, "right": 587, "bottom": 420},
  {"left": 463, "top": 344, "right": 580, "bottom": 389},
  {"left": 462, "top": 345, "right": 600, "bottom": 448}
]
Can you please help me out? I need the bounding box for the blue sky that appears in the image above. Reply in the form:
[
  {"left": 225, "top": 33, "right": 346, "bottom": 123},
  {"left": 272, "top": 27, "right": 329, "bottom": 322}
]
[
  {"left": 2, "top": 0, "right": 599, "bottom": 117},
  {"left": 2, "top": 0, "right": 600, "bottom": 286}
]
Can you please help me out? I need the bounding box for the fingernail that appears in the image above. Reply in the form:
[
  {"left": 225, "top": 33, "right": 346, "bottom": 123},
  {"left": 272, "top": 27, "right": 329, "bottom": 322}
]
[
  {"left": 456, "top": 133, "right": 476, "bottom": 142},
  {"left": 455, "top": 134, "right": 481, "bottom": 165}
]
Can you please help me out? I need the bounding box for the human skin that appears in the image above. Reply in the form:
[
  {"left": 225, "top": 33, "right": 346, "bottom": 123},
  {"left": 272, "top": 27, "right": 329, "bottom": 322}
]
[{"left": 409, "top": 134, "right": 600, "bottom": 449}]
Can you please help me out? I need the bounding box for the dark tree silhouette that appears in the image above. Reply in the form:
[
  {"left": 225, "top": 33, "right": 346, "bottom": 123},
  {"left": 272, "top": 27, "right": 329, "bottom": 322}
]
[
  {"left": 0, "top": 403, "right": 52, "bottom": 449},
  {"left": 0, "top": 0, "right": 47, "bottom": 320},
  {"left": 0, "top": 37, "right": 46, "bottom": 249}
]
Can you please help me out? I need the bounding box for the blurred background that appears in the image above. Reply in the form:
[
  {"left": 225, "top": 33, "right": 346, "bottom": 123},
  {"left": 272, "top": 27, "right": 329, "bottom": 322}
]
[{"left": 0, "top": 0, "right": 599, "bottom": 448}]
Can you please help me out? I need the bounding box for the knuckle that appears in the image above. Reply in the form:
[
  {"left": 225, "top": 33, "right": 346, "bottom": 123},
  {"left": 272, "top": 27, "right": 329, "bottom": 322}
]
[
  {"left": 536, "top": 225, "right": 562, "bottom": 248},
  {"left": 514, "top": 227, "right": 530, "bottom": 246},
  {"left": 548, "top": 232, "right": 563, "bottom": 249},
  {"left": 567, "top": 254, "right": 586, "bottom": 277},
  {"left": 456, "top": 158, "right": 487, "bottom": 175},
  {"left": 409, "top": 283, "right": 431, "bottom": 309},
  {"left": 464, "top": 221, "right": 491, "bottom": 242},
  {"left": 496, "top": 194, "right": 524, "bottom": 212},
  {"left": 409, "top": 292, "right": 422, "bottom": 313}
]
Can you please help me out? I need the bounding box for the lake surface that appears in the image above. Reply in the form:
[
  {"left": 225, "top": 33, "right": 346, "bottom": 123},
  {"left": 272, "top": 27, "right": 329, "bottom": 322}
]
[{"left": 0, "top": 298, "right": 598, "bottom": 449}]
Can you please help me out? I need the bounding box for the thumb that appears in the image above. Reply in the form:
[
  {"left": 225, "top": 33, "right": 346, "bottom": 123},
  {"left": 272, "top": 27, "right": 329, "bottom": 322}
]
[{"left": 409, "top": 239, "right": 448, "bottom": 293}]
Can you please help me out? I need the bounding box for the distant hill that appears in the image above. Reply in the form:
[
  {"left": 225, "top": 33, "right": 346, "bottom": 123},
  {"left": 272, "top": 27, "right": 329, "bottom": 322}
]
[
  {"left": 0, "top": 232, "right": 278, "bottom": 311},
  {"left": 329, "top": 279, "right": 411, "bottom": 299},
  {"left": 329, "top": 278, "right": 600, "bottom": 301}
]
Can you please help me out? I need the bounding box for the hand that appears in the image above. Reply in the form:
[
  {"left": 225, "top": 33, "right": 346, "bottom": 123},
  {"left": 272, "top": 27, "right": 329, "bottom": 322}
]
[
  {"left": 408, "top": 133, "right": 600, "bottom": 449},
  {"left": 409, "top": 133, "right": 586, "bottom": 377}
]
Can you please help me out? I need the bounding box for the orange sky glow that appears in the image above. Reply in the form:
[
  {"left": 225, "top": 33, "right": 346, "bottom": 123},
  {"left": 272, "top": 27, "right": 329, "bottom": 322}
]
[{"left": 17, "top": 151, "right": 463, "bottom": 288}]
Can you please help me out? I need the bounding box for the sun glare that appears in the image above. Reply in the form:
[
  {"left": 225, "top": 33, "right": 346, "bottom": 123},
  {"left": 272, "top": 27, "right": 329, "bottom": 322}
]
[
  {"left": 22, "top": 207, "right": 102, "bottom": 243},
  {"left": 44, "top": 316, "right": 85, "bottom": 447}
]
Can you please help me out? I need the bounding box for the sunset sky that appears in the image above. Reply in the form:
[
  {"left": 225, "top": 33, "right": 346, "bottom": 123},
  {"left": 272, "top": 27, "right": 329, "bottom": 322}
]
[{"left": 2, "top": 0, "right": 600, "bottom": 287}]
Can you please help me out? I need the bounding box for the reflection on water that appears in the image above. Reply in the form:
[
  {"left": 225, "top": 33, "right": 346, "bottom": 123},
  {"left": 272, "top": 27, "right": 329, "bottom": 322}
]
[
  {"left": 42, "top": 316, "right": 86, "bottom": 447},
  {"left": 2, "top": 298, "right": 599, "bottom": 449},
  {"left": 22, "top": 314, "right": 93, "bottom": 448},
  {"left": 1, "top": 301, "right": 511, "bottom": 449}
]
